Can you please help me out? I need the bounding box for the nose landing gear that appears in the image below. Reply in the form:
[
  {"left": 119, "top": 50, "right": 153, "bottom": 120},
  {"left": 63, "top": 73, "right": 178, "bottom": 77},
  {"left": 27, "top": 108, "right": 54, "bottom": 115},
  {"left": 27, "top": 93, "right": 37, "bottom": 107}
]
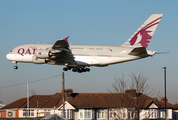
[
  {"left": 13, "top": 66, "right": 18, "bottom": 69},
  {"left": 13, "top": 61, "right": 18, "bottom": 70}
]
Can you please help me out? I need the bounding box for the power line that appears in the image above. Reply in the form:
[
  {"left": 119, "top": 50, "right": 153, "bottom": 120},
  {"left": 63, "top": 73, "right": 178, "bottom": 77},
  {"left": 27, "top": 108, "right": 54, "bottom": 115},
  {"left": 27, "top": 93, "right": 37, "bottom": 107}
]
[
  {"left": 29, "top": 74, "right": 62, "bottom": 83},
  {"left": 0, "top": 74, "right": 62, "bottom": 89}
]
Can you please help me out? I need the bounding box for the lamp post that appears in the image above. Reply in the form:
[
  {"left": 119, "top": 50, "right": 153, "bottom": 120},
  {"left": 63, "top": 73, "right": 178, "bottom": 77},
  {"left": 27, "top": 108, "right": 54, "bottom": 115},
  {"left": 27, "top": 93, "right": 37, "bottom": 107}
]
[
  {"left": 163, "top": 67, "right": 166, "bottom": 120},
  {"left": 62, "top": 72, "right": 65, "bottom": 118},
  {"left": 27, "top": 81, "right": 29, "bottom": 118}
]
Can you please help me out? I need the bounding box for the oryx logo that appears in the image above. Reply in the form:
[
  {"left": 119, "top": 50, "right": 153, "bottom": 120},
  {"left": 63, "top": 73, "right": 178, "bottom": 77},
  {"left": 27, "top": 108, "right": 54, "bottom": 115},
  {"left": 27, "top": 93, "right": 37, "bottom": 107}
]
[
  {"left": 39, "top": 51, "right": 42, "bottom": 55},
  {"left": 129, "top": 17, "right": 162, "bottom": 48}
]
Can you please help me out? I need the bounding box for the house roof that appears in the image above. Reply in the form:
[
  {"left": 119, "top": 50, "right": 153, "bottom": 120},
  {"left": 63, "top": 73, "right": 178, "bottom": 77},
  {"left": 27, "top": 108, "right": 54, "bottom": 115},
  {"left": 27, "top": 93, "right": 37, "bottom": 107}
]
[
  {"left": 137, "top": 94, "right": 174, "bottom": 109},
  {"left": 1, "top": 98, "right": 26, "bottom": 109},
  {"left": 68, "top": 93, "right": 132, "bottom": 108},
  {"left": 39, "top": 93, "right": 62, "bottom": 108},
  {"left": 0, "top": 89, "right": 174, "bottom": 110},
  {"left": 173, "top": 104, "right": 178, "bottom": 110},
  {"left": 1, "top": 95, "right": 52, "bottom": 109}
]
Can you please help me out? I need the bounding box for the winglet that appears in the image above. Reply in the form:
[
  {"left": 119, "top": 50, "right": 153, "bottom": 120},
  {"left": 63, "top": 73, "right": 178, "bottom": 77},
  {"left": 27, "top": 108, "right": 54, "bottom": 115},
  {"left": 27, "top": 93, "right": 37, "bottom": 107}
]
[
  {"left": 63, "top": 36, "right": 70, "bottom": 42},
  {"left": 52, "top": 37, "right": 70, "bottom": 49}
]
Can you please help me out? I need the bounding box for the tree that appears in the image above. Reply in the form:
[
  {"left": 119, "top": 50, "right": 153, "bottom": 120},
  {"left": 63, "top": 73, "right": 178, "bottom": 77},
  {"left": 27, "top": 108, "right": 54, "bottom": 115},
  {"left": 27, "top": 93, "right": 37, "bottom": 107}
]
[{"left": 108, "top": 72, "right": 156, "bottom": 120}]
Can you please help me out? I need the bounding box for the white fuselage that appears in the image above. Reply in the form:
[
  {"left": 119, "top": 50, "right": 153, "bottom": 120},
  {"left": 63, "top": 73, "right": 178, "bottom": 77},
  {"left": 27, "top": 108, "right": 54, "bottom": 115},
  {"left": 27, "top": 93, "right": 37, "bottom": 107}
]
[
  {"left": 6, "top": 14, "right": 163, "bottom": 69},
  {"left": 6, "top": 44, "right": 155, "bottom": 67}
]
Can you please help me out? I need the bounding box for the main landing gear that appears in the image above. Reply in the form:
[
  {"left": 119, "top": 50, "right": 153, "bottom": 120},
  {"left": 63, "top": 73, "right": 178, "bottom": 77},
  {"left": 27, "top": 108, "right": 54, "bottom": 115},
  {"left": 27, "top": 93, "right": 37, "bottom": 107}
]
[
  {"left": 13, "top": 61, "right": 18, "bottom": 69},
  {"left": 63, "top": 66, "right": 90, "bottom": 73}
]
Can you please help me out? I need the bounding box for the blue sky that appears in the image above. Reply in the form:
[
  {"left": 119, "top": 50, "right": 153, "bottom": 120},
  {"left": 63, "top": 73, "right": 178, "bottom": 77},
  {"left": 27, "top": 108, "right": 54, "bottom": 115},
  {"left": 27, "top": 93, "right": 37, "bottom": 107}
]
[{"left": 0, "top": 0, "right": 178, "bottom": 104}]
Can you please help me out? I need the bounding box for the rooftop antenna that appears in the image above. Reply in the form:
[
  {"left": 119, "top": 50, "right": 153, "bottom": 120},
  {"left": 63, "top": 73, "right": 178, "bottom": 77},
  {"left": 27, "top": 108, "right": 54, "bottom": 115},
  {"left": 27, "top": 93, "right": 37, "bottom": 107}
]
[{"left": 0, "top": 91, "right": 2, "bottom": 104}]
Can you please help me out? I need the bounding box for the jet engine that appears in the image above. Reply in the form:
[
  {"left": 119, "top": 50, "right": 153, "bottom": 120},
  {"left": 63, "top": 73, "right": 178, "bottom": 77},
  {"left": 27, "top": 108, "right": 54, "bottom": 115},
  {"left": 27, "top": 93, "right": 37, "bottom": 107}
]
[
  {"left": 35, "top": 49, "right": 51, "bottom": 59},
  {"left": 32, "top": 56, "right": 46, "bottom": 64}
]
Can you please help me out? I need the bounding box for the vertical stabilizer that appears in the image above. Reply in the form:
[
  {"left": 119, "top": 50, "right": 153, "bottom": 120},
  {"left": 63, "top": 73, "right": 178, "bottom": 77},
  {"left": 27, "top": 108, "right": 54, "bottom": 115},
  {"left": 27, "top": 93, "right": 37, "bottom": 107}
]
[{"left": 122, "top": 14, "right": 163, "bottom": 48}]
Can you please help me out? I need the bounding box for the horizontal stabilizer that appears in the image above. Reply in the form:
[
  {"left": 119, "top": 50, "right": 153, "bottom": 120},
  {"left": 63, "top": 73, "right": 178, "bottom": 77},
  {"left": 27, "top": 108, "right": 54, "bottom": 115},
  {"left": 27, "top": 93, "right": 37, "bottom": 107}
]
[{"left": 129, "top": 47, "right": 147, "bottom": 55}]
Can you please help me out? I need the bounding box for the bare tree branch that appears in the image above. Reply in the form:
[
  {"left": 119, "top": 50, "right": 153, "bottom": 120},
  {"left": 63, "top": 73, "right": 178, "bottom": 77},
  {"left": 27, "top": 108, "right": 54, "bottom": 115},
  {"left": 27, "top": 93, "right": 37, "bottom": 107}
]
[{"left": 108, "top": 72, "right": 156, "bottom": 120}]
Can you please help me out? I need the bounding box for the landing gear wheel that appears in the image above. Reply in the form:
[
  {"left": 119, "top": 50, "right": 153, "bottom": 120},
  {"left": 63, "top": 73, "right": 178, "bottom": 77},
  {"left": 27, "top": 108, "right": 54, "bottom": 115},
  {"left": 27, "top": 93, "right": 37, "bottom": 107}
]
[
  {"left": 86, "top": 68, "right": 90, "bottom": 72},
  {"left": 63, "top": 67, "right": 68, "bottom": 71},
  {"left": 13, "top": 66, "right": 18, "bottom": 69},
  {"left": 68, "top": 67, "right": 71, "bottom": 70},
  {"left": 72, "top": 68, "right": 77, "bottom": 72}
]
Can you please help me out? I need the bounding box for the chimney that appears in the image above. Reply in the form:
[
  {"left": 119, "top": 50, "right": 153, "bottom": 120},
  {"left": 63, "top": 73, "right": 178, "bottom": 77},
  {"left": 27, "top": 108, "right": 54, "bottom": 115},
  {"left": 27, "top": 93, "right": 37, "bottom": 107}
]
[
  {"left": 125, "top": 89, "right": 136, "bottom": 97},
  {"left": 153, "top": 97, "right": 158, "bottom": 101},
  {"left": 161, "top": 97, "right": 168, "bottom": 102},
  {"left": 64, "top": 89, "right": 73, "bottom": 99}
]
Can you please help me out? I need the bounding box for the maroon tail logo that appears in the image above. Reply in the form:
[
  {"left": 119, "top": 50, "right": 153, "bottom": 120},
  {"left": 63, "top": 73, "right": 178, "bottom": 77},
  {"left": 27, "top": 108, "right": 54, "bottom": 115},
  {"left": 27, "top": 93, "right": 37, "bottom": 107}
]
[{"left": 129, "top": 17, "right": 162, "bottom": 48}]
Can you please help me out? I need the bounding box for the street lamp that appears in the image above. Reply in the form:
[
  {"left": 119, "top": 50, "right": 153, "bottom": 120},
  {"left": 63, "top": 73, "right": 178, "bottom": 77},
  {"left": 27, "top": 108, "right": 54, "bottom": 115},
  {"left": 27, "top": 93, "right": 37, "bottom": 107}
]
[{"left": 162, "top": 67, "right": 166, "bottom": 119}]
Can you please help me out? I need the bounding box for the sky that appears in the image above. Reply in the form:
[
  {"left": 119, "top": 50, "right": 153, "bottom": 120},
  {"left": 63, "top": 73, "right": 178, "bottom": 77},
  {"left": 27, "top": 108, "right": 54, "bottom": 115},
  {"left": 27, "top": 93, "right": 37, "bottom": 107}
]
[{"left": 0, "top": 0, "right": 178, "bottom": 105}]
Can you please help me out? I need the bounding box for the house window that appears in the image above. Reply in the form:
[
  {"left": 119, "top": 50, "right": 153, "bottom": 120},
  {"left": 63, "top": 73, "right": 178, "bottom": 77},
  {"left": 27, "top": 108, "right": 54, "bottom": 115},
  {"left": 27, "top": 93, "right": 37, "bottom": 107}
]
[
  {"left": 166, "top": 110, "right": 169, "bottom": 117},
  {"left": 23, "top": 110, "right": 34, "bottom": 117},
  {"left": 44, "top": 110, "right": 51, "bottom": 116},
  {"left": 126, "top": 109, "right": 135, "bottom": 119},
  {"left": 110, "top": 112, "right": 116, "bottom": 118},
  {"left": 154, "top": 110, "right": 157, "bottom": 118},
  {"left": 149, "top": 109, "right": 157, "bottom": 118},
  {"left": 31, "top": 110, "right": 34, "bottom": 116},
  {"left": 161, "top": 110, "right": 169, "bottom": 118},
  {"left": 144, "top": 110, "right": 149, "bottom": 118},
  {"left": 79, "top": 109, "right": 93, "bottom": 119},
  {"left": 84, "top": 110, "right": 91, "bottom": 118},
  {"left": 67, "top": 109, "right": 69, "bottom": 118},
  {"left": 123, "top": 109, "right": 127, "bottom": 118},
  {"left": 59, "top": 109, "right": 73, "bottom": 119},
  {"left": 79, "top": 109, "right": 84, "bottom": 118},
  {"left": 109, "top": 109, "right": 117, "bottom": 118},
  {"left": 162, "top": 112, "right": 165, "bottom": 118},
  {"left": 97, "top": 109, "right": 105, "bottom": 119}
]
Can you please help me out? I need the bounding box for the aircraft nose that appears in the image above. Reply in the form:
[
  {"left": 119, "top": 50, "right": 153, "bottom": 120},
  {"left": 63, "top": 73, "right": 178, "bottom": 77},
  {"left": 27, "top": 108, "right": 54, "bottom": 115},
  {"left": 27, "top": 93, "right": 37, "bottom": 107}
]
[{"left": 6, "top": 52, "right": 13, "bottom": 60}]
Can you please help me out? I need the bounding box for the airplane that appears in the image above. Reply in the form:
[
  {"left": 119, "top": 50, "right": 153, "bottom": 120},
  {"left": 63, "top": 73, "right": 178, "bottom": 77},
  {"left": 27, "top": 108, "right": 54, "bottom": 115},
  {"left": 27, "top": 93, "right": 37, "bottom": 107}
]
[{"left": 6, "top": 14, "right": 163, "bottom": 73}]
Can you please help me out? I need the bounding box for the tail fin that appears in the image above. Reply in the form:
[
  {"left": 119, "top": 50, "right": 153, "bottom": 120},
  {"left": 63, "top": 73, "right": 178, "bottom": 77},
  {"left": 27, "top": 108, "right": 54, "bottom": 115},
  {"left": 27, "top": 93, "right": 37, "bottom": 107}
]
[{"left": 122, "top": 14, "right": 163, "bottom": 48}]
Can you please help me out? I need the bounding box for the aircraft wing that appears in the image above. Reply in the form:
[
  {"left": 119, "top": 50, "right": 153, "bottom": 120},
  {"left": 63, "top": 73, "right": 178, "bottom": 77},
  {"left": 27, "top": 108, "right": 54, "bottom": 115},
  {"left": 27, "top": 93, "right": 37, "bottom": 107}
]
[{"left": 50, "top": 37, "right": 76, "bottom": 66}]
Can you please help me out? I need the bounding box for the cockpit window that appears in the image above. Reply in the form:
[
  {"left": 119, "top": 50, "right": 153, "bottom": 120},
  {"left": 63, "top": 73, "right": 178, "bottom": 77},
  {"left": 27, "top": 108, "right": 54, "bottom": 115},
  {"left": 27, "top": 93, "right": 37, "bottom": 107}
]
[{"left": 10, "top": 50, "right": 12, "bottom": 52}]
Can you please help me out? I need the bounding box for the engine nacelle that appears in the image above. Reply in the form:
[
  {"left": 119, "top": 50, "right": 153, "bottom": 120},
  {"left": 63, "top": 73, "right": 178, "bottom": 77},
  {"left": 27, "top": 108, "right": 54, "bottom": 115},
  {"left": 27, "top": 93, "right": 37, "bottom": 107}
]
[
  {"left": 32, "top": 56, "right": 46, "bottom": 64},
  {"left": 35, "top": 49, "right": 50, "bottom": 59}
]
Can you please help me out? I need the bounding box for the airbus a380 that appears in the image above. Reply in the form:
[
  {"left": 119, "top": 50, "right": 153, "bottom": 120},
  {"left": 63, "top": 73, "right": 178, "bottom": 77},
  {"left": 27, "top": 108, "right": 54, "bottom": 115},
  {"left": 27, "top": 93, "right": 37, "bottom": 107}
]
[{"left": 6, "top": 14, "right": 163, "bottom": 73}]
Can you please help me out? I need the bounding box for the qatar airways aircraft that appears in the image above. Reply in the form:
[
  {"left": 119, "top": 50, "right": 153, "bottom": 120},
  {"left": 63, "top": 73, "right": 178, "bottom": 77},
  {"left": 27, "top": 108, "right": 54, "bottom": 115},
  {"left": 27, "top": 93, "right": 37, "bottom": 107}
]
[{"left": 6, "top": 14, "right": 163, "bottom": 73}]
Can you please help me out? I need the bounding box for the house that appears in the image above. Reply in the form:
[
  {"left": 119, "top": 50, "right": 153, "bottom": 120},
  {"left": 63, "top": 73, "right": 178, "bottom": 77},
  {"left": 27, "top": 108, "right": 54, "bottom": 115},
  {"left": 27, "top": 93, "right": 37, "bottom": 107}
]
[
  {"left": 173, "top": 103, "right": 178, "bottom": 120},
  {"left": 0, "top": 89, "right": 175, "bottom": 120}
]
